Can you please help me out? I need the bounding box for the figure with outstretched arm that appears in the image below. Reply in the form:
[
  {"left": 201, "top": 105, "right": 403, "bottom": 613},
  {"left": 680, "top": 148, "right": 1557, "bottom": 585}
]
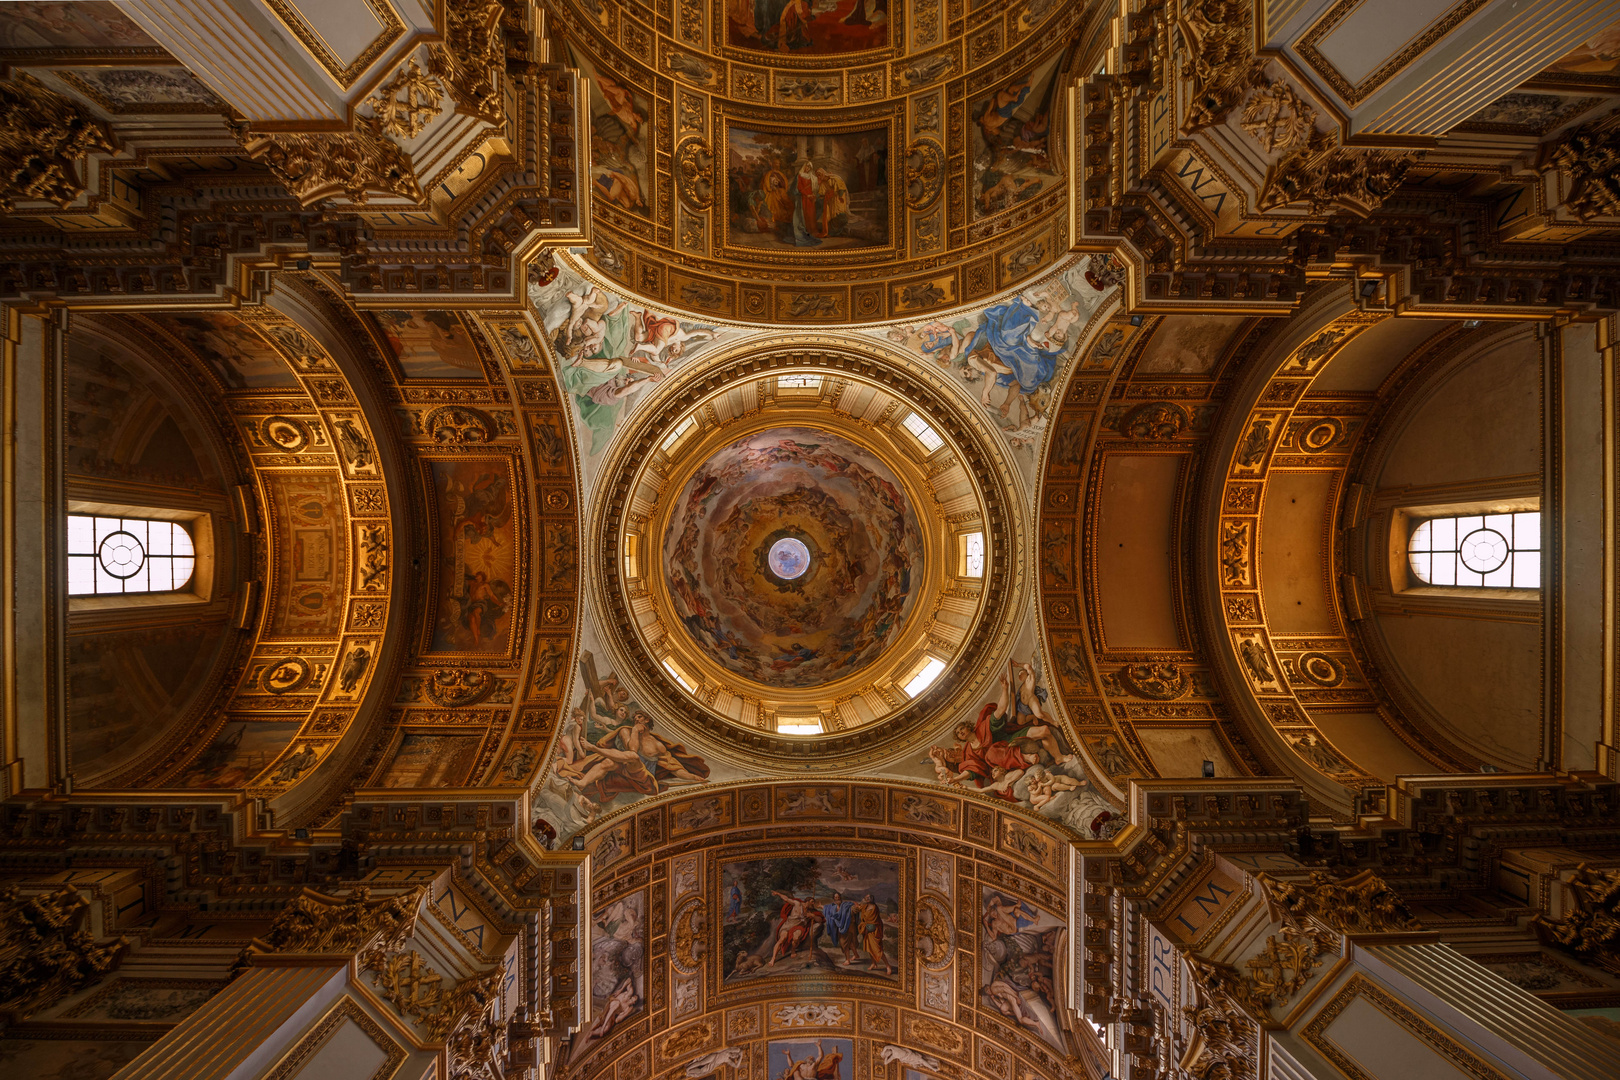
[{"left": 767, "top": 890, "right": 815, "bottom": 967}]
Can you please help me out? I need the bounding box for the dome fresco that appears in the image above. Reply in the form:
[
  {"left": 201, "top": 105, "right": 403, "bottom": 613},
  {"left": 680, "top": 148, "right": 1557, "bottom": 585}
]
[{"left": 662, "top": 426, "right": 924, "bottom": 689}]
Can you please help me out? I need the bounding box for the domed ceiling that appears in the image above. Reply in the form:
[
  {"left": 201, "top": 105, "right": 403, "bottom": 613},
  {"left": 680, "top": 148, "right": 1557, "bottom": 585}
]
[
  {"left": 663, "top": 426, "right": 925, "bottom": 688},
  {"left": 595, "top": 340, "right": 1015, "bottom": 750},
  {"left": 546, "top": 0, "right": 1094, "bottom": 324}
]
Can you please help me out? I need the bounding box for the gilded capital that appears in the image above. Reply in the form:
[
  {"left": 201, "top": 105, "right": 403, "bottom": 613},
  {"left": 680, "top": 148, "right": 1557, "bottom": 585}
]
[
  {"left": 1533, "top": 863, "right": 1620, "bottom": 975},
  {"left": 0, "top": 884, "right": 127, "bottom": 1023},
  {"left": 1257, "top": 870, "right": 1421, "bottom": 933},
  {"left": 0, "top": 73, "right": 115, "bottom": 212}
]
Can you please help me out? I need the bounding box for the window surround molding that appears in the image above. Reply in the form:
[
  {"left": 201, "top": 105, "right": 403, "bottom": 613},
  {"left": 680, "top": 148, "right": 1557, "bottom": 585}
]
[
  {"left": 1386, "top": 495, "right": 1540, "bottom": 605},
  {"left": 66, "top": 499, "right": 215, "bottom": 612}
]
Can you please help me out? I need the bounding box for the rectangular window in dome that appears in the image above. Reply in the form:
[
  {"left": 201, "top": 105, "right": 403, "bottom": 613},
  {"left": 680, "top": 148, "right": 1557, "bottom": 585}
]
[
  {"left": 902, "top": 412, "right": 944, "bottom": 453},
  {"left": 903, "top": 656, "right": 946, "bottom": 697},
  {"left": 959, "top": 531, "right": 985, "bottom": 578},
  {"left": 661, "top": 416, "right": 697, "bottom": 452}
]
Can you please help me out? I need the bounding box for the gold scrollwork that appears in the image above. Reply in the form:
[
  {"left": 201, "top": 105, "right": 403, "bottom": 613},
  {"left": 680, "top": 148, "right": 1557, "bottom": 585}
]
[
  {"left": 676, "top": 137, "right": 715, "bottom": 211},
  {"left": 904, "top": 138, "right": 945, "bottom": 211},
  {"left": 1114, "top": 662, "right": 1190, "bottom": 701},
  {"left": 671, "top": 896, "right": 705, "bottom": 975},
  {"left": 915, "top": 895, "right": 953, "bottom": 970},
  {"left": 425, "top": 405, "right": 496, "bottom": 445},
  {"left": 424, "top": 668, "right": 497, "bottom": 708}
]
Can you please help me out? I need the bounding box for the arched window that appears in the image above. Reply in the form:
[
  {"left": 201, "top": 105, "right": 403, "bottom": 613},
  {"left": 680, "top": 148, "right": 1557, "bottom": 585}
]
[
  {"left": 1408, "top": 512, "right": 1539, "bottom": 589},
  {"left": 67, "top": 515, "right": 196, "bottom": 596}
]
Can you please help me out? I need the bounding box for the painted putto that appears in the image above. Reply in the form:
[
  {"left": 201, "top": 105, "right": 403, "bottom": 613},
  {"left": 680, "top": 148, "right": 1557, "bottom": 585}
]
[{"left": 662, "top": 427, "right": 924, "bottom": 688}]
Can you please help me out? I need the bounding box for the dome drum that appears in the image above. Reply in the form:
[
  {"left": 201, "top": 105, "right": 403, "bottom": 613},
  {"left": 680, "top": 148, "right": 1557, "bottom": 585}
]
[{"left": 592, "top": 348, "right": 1016, "bottom": 758}]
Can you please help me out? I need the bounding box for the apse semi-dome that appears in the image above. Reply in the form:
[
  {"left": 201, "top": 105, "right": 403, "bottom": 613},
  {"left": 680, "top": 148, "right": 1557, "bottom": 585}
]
[
  {"left": 591, "top": 345, "right": 1017, "bottom": 756},
  {"left": 661, "top": 424, "right": 925, "bottom": 689}
]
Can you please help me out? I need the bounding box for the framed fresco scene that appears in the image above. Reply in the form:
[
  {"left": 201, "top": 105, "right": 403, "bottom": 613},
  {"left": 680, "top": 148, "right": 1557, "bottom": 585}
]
[{"left": 723, "top": 121, "right": 895, "bottom": 257}]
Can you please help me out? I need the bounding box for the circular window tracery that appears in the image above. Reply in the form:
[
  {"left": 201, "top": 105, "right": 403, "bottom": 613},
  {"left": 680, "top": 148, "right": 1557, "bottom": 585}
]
[
  {"left": 1457, "top": 528, "right": 1509, "bottom": 573},
  {"left": 98, "top": 530, "right": 146, "bottom": 579}
]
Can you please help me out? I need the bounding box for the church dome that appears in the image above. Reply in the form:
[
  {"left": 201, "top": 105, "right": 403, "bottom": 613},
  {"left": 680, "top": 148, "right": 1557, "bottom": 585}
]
[
  {"left": 660, "top": 425, "right": 926, "bottom": 690},
  {"left": 589, "top": 342, "right": 1019, "bottom": 757}
]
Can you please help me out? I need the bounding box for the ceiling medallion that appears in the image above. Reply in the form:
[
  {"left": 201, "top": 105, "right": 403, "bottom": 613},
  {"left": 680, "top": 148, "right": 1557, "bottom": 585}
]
[{"left": 589, "top": 345, "right": 1017, "bottom": 760}]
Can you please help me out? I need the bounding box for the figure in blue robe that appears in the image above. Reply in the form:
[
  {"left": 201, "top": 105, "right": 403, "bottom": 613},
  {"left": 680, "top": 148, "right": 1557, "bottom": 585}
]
[
  {"left": 726, "top": 882, "right": 744, "bottom": 921},
  {"left": 960, "top": 296, "right": 1065, "bottom": 398},
  {"left": 822, "top": 893, "right": 854, "bottom": 948}
]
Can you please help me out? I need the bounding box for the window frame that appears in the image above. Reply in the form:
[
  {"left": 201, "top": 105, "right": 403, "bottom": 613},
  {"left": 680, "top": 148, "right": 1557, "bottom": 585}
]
[
  {"left": 66, "top": 500, "right": 215, "bottom": 611},
  {"left": 1388, "top": 497, "right": 1540, "bottom": 600},
  {"left": 957, "top": 530, "right": 986, "bottom": 579}
]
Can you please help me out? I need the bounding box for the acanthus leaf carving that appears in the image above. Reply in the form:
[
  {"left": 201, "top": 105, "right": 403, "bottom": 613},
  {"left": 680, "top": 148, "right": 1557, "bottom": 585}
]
[
  {"left": 429, "top": 0, "right": 507, "bottom": 126},
  {"left": 361, "top": 943, "right": 503, "bottom": 1042},
  {"left": 1257, "top": 144, "right": 1416, "bottom": 217},
  {"left": 251, "top": 885, "right": 425, "bottom": 957},
  {"left": 1257, "top": 870, "right": 1421, "bottom": 933},
  {"left": 235, "top": 127, "right": 423, "bottom": 206},
  {"left": 1532, "top": 863, "right": 1620, "bottom": 975},
  {"left": 1182, "top": 955, "right": 1257, "bottom": 1080},
  {"left": 1542, "top": 118, "right": 1620, "bottom": 222},
  {"left": 1180, "top": 0, "right": 1266, "bottom": 133},
  {"left": 0, "top": 884, "right": 128, "bottom": 1022},
  {"left": 0, "top": 72, "right": 116, "bottom": 212}
]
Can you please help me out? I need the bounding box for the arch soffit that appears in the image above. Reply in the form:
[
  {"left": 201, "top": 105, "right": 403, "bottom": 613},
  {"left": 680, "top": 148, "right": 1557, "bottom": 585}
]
[
  {"left": 1036, "top": 297, "right": 1274, "bottom": 803},
  {"left": 63, "top": 315, "right": 255, "bottom": 787},
  {"left": 1338, "top": 321, "right": 1546, "bottom": 772},
  {"left": 568, "top": 778, "right": 1081, "bottom": 1080}
]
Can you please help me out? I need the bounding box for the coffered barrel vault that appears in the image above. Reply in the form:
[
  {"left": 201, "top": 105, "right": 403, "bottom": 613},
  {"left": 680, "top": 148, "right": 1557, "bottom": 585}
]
[{"left": 0, "top": 3, "right": 1618, "bottom": 1080}]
